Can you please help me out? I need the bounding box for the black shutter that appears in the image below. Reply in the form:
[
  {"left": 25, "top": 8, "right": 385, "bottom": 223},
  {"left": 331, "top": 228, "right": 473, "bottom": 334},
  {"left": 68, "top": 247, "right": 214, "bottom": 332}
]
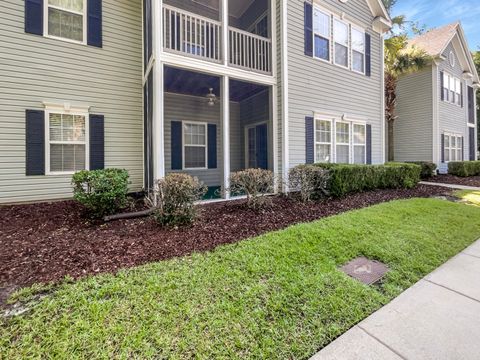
[
  {"left": 365, "top": 34, "right": 371, "bottom": 77},
  {"left": 468, "top": 86, "right": 475, "bottom": 123},
  {"left": 171, "top": 121, "right": 182, "bottom": 170},
  {"left": 25, "top": 0, "right": 44, "bottom": 35},
  {"left": 460, "top": 82, "right": 464, "bottom": 108},
  {"left": 87, "top": 0, "right": 102, "bottom": 48},
  {"left": 469, "top": 127, "right": 476, "bottom": 161},
  {"left": 305, "top": 116, "right": 314, "bottom": 164},
  {"left": 366, "top": 124, "right": 372, "bottom": 164},
  {"left": 441, "top": 134, "right": 445, "bottom": 163},
  {"left": 440, "top": 71, "right": 444, "bottom": 101},
  {"left": 207, "top": 124, "right": 217, "bottom": 169},
  {"left": 25, "top": 110, "right": 45, "bottom": 176},
  {"left": 304, "top": 2, "right": 313, "bottom": 57},
  {"left": 144, "top": 70, "right": 154, "bottom": 190},
  {"left": 90, "top": 114, "right": 105, "bottom": 170}
]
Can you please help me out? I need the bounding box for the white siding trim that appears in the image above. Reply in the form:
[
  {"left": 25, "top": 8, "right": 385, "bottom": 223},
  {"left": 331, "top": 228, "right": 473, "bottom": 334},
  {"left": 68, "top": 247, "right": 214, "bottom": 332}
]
[
  {"left": 281, "top": 0, "right": 289, "bottom": 189},
  {"left": 222, "top": 75, "right": 230, "bottom": 199},
  {"left": 432, "top": 62, "right": 440, "bottom": 165}
]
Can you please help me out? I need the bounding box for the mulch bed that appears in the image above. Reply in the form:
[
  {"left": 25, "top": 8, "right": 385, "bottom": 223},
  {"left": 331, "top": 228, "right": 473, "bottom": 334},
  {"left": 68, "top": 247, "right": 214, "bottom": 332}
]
[
  {"left": 0, "top": 185, "right": 450, "bottom": 303},
  {"left": 426, "top": 174, "right": 480, "bottom": 188}
]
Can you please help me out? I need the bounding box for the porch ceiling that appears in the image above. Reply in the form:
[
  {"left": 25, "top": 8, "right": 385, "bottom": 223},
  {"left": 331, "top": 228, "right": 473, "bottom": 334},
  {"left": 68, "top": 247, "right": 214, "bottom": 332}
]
[{"left": 164, "top": 67, "right": 268, "bottom": 102}]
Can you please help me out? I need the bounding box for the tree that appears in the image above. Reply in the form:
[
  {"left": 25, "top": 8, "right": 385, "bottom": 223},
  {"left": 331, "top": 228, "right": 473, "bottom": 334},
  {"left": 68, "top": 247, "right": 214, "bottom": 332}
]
[{"left": 384, "top": 35, "right": 430, "bottom": 161}]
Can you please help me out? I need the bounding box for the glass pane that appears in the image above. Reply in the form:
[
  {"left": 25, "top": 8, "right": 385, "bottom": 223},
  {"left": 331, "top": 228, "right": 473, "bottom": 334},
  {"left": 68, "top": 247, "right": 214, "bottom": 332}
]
[
  {"left": 50, "top": 144, "right": 85, "bottom": 172},
  {"left": 50, "top": 144, "right": 64, "bottom": 172},
  {"left": 184, "top": 146, "right": 206, "bottom": 168},
  {"left": 48, "top": 8, "right": 83, "bottom": 42},
  {"left": 314, "top": 36, "right": 329, "bottom": 61},
  {"left": 49, "top": 113, "right": 62, "bottom": 141},
  {"left": 457, "top": 149, "right": 462, "bottom": 161},
  {"left": 445, "top": 135, "right": 450, "bottom": 147},
  {"left": 313, "top": 9, "right": 330, "bottom": 38},
  {"left": 336, "top": 145, "right": 349, "bottom": 163},
  {"left": 445, "top": 148, "right": 450, "bottom": 162},
  {"left": 75, "top": 144, "right": 86, "bottom": 171},
  {"left": 351, "top": 29, "right": 364, "bottom": 52},
  {"left": 336, "top": 122, "right": 349, "bottom": 144},
  {"left": 354, "top": 145, "right": 365, "bottom": 164},
  {"left": 335, "top": 44, "right": 348, "bottom": 67},
  {"left": 184, "top": 123, "right": 206, "bottom": 146},
  {"left": 316, "top": 144, "right": 331, "bottom": 163},
  {"left": 352, "top": 51, "right": 364, "bottom": 73},
  {"left": 73, "top": 115, "right": 85, "bottom": 141},
  {"left": 353, "top": 124, "right": 366, "bottom": 144},
  {"left": 248, "top": 127, "right": 256, "bottom": 168},
  {"left": 49, "top": 0, "right": 84, "bottom": 12},
  {"left": 316, "top": 120, "right": 331, "bottom": 143},
  {"left": 451, "top": 136, "right": 456, "bottom": 147},
  {"left": 334, "top": 20, "right": 348, "bottom": 46}
]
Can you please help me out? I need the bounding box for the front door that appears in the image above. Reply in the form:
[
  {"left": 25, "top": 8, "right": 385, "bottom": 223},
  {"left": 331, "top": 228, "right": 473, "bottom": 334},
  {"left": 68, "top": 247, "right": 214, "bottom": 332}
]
[{"left": 246, "top": 123, "right": 268, "bottom": 170}]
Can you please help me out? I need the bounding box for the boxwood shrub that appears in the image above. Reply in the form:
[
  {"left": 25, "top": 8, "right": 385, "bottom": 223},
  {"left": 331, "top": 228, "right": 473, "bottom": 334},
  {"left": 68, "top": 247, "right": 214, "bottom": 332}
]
[
  {"left": 314, "top": 163, "right": 421, "bottom": 198},
  {"left": 448, "top": 161, "right": 480, "bottom": 177},
  {"left": 407, "top": 161, "right": 437, "bottom": 179},
  {"left": 72, "top": 168, "right": 130, "bottom": 218}
]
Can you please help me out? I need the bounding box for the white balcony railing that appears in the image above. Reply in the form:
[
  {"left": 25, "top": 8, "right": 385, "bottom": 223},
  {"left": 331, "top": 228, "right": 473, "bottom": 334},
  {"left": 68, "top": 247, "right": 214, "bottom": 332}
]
[
  {"left": 162, "top": 5, "right": 272, "bottom": 74},
  {"left": 229, "top": 27, "right": 272, "bottom": 74},
  {"left": 163, "top": 5, "right": 221, "bottom": 62}
]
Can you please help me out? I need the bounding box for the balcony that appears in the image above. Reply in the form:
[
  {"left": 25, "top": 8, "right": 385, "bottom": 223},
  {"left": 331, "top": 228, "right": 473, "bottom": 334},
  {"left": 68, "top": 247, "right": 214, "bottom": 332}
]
[{"left": 162, "top": 0, "right": 273, "bottom": 75}]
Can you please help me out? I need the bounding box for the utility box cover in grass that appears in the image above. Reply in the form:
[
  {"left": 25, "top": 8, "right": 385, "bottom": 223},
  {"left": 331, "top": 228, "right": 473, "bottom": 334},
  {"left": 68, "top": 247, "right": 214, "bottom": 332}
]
[{"left": 341, "top": 257, "right": 389, "bottom": 285}]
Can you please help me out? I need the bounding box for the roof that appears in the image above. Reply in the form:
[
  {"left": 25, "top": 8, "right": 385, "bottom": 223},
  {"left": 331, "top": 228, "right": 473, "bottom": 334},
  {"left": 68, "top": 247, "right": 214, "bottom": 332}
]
[
  {"left": 408, "top": 22, "right": 479, "bottom": 84},
  {"left": 408, "top": 22, "right": 460, "bottom": 57}
]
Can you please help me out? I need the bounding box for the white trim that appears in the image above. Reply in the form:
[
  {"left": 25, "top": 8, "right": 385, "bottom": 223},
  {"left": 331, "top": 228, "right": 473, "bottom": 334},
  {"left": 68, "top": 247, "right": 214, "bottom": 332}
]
[
  {"left": 44, "top": 0, "right": 87, "bottom": 45},
  {"left": 312, "top": 7, "right": 331, "bottom": 63},
  {"left": 380, "top": 33, "right": 386, "bottom": 163},
  {"left": 181, "top": 121, "right": 208, "bottom": 170},
  {"left": 44, "top": 109, "right": 90, "bottom": 176},
  {"left": 442, "top": 132, "right": 463, "bottom": 163},
  {"left": 432, "top": 63, "right": 440, "bottom": 165},
  {"left": 313, "top": 118, "right": 333, "bottom": 163},
  {"left": 281, "top": 0, "right": 289, "bottom": 190},
  {"left": 222, "top": 75, "right": 231, "bottom": 199},
  {"left": 441, "top": 71, "right": 463, "bottom": 107}
]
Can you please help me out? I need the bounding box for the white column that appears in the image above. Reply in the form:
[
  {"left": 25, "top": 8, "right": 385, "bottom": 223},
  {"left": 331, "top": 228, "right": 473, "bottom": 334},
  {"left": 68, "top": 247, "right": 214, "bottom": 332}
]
[
  {"left": 153, "top": 0, "right": 165, "bottom": 180},
  {"left": 280, "top": 0, "right": 289, "bottom": 191},
  {"left": 222, "top": 75, "right": 231, "bottom": 199},
  {"left": 221, "top": 0, "right": 229, "bottom": 66}
]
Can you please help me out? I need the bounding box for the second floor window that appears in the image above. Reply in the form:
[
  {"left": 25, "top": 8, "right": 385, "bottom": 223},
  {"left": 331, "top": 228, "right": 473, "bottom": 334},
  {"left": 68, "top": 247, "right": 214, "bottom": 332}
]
[
  {"left": 442, "top": 72, "right": 462, "bottom": 106},
  {"left": 334, "top": 20, "right": 349, "bottom": 68},
  {"left": 47, "top": 0, "right": 86, "bottom": 43},
  {"left": 313, "top": 9, "right": 330, "bottom": 61},
  {"left": 352, "top": 28, "right": 365, "bottom": 74}
]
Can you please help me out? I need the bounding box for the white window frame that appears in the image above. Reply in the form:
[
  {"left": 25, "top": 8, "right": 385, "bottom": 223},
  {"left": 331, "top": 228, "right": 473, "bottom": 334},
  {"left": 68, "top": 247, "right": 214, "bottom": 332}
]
[
  {"left": 333, "top": 18, "right": 349, "bottom": 69},
  {"left": 351, "top": 26, "right": 366, "bottom": 75},
  {"left": 312, "top": 8, "right": 331, "bottom": 63},
  {"left": 314, "top": 116, "right": 367, "bottom": 165},
  {"left": 314, "top": 119, "right": 333, "bottom": 163},
  {"left": 182, "top": 121, "right": 208, "bottom": 170},
  {"left": 443, "top": 133, "right": 463, "bottom": 163},
  {"left": 45, "top": 108, "right": 90, "bottom": 175},
  {"left": 442, "top": 72, "right": 462, "bottom": 107},
  {"left": 44, "top": 0, "right": 87, "bottom": 45}
]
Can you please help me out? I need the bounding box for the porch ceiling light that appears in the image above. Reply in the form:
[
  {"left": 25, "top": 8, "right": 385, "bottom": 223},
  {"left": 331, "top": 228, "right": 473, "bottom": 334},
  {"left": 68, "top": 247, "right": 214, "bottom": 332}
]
[{"left": 206, "top": 88, "right": 218, "bottom": 107}]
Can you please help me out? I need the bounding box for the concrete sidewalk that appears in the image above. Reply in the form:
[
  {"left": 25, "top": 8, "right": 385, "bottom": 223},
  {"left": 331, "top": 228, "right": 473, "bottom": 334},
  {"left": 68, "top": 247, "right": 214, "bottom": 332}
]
[
  {"left": 311, "top": 240, "right": 480, "bottom": 360},
  {"left": 420, "top": 181, "right": 480, "bottom": 191}
]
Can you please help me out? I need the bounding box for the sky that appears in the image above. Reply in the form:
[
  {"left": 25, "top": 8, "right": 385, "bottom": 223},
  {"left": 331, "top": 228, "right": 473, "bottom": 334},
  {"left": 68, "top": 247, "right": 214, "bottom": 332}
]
[{"left": 391, "top": 0, "right": 480, "bottom": 50}]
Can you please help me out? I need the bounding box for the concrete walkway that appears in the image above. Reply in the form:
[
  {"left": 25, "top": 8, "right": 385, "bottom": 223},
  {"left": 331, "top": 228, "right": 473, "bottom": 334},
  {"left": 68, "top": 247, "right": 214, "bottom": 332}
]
[
  {"left": 311, "top": 240, "right": 480, "bottom": 360},
  {"left": 420, "top": 181, "right": 480, "bottom": 191}
]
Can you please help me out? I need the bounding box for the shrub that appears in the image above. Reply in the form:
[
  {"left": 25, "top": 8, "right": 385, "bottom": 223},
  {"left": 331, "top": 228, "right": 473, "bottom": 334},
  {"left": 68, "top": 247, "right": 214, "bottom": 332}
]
[
  {"left": 152, "top": 173, "right": 207, "bottom": 226},
  {"left": 72, "top": 169, "right": 130, "bottom": 218},
  {"left": 314, "top": 163, "right": 421, "bottom": 198},
  {"left": 229, "top": 169, "right": 275, "bottom": 209},
  {"left": 288, "top": 165, "right": 330, "bottom": 202},
  {"left": 448, "top": 161, "right": 480, "bottom": 177},
  {"left": 408, "top": 162, "right": 437, "bottom": 179}
]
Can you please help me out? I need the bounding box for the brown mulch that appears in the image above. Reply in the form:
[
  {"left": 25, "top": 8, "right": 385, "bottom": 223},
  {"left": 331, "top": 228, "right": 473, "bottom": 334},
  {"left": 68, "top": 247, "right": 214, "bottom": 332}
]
[
  {"left": 0, "top": 185, "right": 450, "bottom": 301},
  {"left": 426, "top": 175, "right": 480, "bottom": 188}
]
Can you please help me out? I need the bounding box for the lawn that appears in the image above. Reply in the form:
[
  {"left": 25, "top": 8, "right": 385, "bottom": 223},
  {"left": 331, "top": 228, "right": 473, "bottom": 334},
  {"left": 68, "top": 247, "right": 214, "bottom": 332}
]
[
  {"left": 454, "top": 190, "right": 480, "bottom": 206},
  {"left": 2, "top": 198, "right": 480, "bottom": 359}
]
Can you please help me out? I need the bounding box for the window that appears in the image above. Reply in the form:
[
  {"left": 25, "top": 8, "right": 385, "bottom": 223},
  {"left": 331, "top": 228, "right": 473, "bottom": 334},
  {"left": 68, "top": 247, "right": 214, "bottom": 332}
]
[
  {"left": 47, "top": 112, "right": 87, "bottom": 173},
  {"left": 353, "top": 124, "right": 366, "bottom": 164},
  {"left": 315, "top": 118, "right": 366, "bottom": 164},
  {"left": 335, "top": 122, "right": 350, "bottom": 163},
  {"left": 442, "top": 72, "right": 462, "bottom": 106},
  {"left": 183, "top": 122, "right": 207, "bottom": 169},
  {"left": 313, "top": 9, "right": 330, "bottom": 61},
  {"left": 351, "top": 28, "right": 365, "bottom": 74},
  {"left": 334, "top": 20, "right": 349, "bottom": 67},
  {"left": 46, "top": 0, "right": 86, "bottom": 43},
  {"left": 444, "top": 133, "right": 462, "bottom": 162},
  {"left": 250, "top": 14, "right": 269, "bottom": 38},
  {"left": 315, "top": 120, "right": 332, "bottom": 162}
]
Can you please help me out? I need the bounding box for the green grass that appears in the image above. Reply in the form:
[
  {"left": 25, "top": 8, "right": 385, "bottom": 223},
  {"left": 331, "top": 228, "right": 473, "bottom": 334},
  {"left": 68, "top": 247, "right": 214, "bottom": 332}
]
[
  {"left": 2, "top": 199, "right": 480, "bottom": 359},
  {"left": 454, "top": 190, "right": 480, "bottom": 206}
]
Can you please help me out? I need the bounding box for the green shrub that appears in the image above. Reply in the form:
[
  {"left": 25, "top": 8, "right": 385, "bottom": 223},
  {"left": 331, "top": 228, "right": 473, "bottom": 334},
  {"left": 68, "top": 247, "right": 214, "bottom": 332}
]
[
  {"left": 229, "top": 169, "right": 275, "bottom": 209},
  {"left": 448, "top": 161, "right": 480, "bottom": 177},
  {"left": 314, "top": 163, "right": 421, "bottom": 198},
  {"left": 288, "top": 165, "right": 330, "bottom": 202},
  {"left": 72, "top": 169, "right": 130, "bottom": 218},
  {"left": 153, "top": 173, "right": 207, "bottom": 226},
  {"left": 407, "top": 162, "right": 437, "bottom": 179}
]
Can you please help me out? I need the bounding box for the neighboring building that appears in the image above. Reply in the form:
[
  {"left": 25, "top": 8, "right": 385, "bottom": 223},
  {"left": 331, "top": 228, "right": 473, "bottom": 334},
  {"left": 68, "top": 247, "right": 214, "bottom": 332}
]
[
  {"left": 0, "top": 0, "right": 391, "bottom": 204},
  {"left": 394, "top": 22, "right": 479, "bottom": 173}
]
